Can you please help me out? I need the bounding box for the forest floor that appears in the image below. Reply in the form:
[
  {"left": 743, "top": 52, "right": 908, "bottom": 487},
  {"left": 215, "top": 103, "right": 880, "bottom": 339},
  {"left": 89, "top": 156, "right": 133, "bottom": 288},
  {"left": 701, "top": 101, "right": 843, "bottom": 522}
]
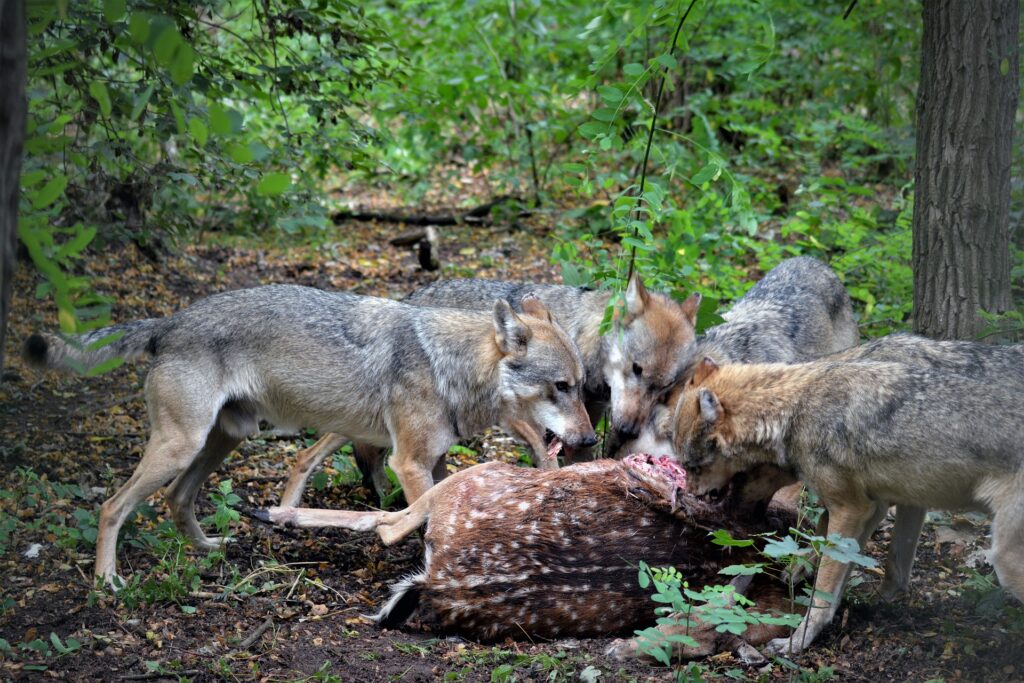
[{"left": 1, "top": 187, "right": 1023, "bottom": 682}]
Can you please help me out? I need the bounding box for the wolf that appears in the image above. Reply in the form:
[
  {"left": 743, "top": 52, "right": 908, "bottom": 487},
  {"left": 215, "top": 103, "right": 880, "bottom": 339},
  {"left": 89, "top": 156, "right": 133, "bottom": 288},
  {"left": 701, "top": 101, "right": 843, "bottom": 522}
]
[
  {"left": 621, "top": 256, "right": 859, "bottom": 466},
  {"left": 280, "top": 272, "right": 702, "bottom": 507},
  {"left": 670, "top": 346, "right": 1024, "bottom": 654},
  {"left": 824, "top": 334, "right": 1024, "bottom": 598},
  {"left": 23, "top": 285, "right": 596, "bottom": 585}
]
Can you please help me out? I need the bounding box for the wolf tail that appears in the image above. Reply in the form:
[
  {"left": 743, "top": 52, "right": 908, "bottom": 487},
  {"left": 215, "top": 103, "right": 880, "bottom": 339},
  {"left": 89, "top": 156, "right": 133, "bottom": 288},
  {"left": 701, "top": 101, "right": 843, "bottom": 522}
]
[
  {"left": 372, "top": 572, "right": 425, "bottom": 629},
  {"left": 23, "top": 318, "right": 170, "bottom": 373}
]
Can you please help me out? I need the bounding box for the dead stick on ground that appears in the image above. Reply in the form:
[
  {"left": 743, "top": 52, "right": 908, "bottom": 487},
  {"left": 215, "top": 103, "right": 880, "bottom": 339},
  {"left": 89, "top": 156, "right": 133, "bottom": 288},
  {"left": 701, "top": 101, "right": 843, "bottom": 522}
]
[
  {"left": 119, "top": 670, "right": 201, "bottom": 681},
  {"left": 237, "top": 617, "right": 274, "bottom": 650}
]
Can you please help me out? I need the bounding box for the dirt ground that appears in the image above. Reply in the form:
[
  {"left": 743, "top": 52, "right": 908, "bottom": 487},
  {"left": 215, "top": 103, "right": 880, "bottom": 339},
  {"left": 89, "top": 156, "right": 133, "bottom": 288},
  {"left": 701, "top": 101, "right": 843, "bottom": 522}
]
[{"left": 1, "top": 205, "right": 1022, "bottom": 682}]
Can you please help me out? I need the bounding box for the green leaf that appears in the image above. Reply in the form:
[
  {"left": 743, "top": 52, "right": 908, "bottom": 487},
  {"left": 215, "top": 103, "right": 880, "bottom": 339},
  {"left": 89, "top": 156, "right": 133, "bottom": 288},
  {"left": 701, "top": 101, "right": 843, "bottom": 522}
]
[
  {"left": 228, "top": 143, "right": 254, "bottom": 164},
  {"left": 578, "top": 121, "right": 607, "bottom": 139},
  {"left": 654, "top": 53, "right": 677, "bottom": 70},
  {"left": 30, "top": 174, "right": 67, "bottom": 209},
  {"left": 170, "top": 43, "right": 195, "bottom": 85},
  {"left": 623, "top": 62, "right": 645, "bottom": 77},
  {"left": 103, "top": 0, "right": 126, "bottom": 23},
  {"left": 689, "top": 162, "right": 721, "bottom": 186},
  {"left": 596, "top": 85, "right": 623, "bottom": 104},
  {"left": 153, "top": 26, "right": 181, "bottom": 66},
  {"left": 88, "top": 81, "right": 112, "bottom": 117},
  {"left": 719, "top": 563, "right": 764, "bottom": 576},
  {"left": 84, "top": 357, "right": 125, "bottom": 377},
  {"left": 762, "top": 535, "right": 805, "bottom": 559},
  {"left": 169, "top": 100, "right": 185, "bottom": 135},
  {"left": 256, "top": 172, "right": 291, "bottom": 196},
  {"left": 188, "top": 118, "right": 208, "bottom": 147},
  {"left": 591, "top": 107, "right": 617, "bottom": 122},
  {"left": 127, "top": 13, "right": 150, "bottom": 43},
  {"left": 130, "top": 83, "right": 154, "bottom": 120},
  {"left": 55, "top": 225, "right": 97, "bottom": 259}
]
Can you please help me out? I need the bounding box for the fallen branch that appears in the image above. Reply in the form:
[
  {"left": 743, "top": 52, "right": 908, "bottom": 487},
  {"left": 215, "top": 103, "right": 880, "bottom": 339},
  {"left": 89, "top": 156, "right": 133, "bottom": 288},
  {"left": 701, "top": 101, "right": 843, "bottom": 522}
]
[
  {"left": 331, "top": 194, "right": 524, "bottom": 227},
  {"left": 236, "top": 617, "right": 274, "bottom": 650},
  {"left": 119, "top": 670, "right": 201, "bottom": 681}
]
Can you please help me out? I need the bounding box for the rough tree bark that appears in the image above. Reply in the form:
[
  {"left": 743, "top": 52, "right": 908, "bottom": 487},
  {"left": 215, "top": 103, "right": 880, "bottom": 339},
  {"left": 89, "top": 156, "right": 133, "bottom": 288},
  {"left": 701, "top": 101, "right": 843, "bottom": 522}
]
[
  {"left": 912, "top": 0, "right": 1020, "bottom": 340},
  {"left": 0, "top": 0, "right": 27, "bottom": 375}
]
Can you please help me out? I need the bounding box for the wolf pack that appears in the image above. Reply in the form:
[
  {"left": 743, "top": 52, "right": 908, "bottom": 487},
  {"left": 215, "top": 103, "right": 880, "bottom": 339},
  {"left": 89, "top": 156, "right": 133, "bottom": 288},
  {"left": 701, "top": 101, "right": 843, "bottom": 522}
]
[{"left": 25, "top": 256, "right": 1024, "bottom": 660}]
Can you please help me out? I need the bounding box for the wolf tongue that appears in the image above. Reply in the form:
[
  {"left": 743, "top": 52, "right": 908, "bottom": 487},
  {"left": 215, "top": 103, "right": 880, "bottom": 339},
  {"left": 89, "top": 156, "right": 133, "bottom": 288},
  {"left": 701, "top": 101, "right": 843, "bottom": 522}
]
[{"left": 547, "top": 437, "right": 564, "bottom": 460}]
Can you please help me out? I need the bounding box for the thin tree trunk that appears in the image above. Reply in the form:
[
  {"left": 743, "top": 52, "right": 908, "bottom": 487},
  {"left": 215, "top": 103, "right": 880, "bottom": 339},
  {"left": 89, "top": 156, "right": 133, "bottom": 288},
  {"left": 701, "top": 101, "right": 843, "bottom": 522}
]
[
  {"left": 912, "top": 0, "right": 1019, "bottom": 340},
  {"left": 0, "top": 0, "right": 28, "bottom": 375}
]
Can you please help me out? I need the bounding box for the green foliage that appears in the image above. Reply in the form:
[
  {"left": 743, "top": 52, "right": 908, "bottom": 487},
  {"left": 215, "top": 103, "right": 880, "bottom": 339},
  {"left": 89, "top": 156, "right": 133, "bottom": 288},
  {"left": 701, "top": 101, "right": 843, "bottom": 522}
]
[
  {"left": 22, "top": 0, "right": 397, "bottom": 331},
  {"left": 0, "top": 468, "right": 98, "bottom": 557},
  {"left": 547, "top": 0, "right": 918, "bottom": 334},
  {"left": 635, "top": 524, "right": 878, "bottom": 667},
  {"left": 634, "top": 559, "right": 800, "bottom": 667}
]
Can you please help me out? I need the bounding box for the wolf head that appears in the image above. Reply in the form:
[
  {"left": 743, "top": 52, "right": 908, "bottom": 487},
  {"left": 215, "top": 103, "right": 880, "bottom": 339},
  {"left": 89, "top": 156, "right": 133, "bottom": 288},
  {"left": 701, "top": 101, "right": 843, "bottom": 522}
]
[
  {"left": 605, "top": 272, "right": 701, "bottom": 442},
  {"left": 493, "top": 296, "right": 597, "bottom": 456},
  {"left": 669, "top": 357, "right": 746, "bottom": 499}
]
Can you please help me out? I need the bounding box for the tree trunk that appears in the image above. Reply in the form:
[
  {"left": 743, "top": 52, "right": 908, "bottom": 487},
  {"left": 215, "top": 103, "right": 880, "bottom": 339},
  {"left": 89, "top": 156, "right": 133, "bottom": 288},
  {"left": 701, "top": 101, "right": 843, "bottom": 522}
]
[
  {"left": 912, "top": 0, "right": 1019, "bottom": 340},
  {"left": 0, "top": 0, "right": 27, "bottom": 375}
]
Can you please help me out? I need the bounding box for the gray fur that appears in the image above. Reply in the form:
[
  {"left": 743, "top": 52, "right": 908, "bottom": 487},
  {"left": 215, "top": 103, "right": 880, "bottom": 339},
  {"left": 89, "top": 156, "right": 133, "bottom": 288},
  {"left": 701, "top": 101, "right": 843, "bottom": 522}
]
[
  {"left": 405, "top": 279, "right": 612, "bottom": 396},
  {"left": 624, "top": 257, "right": 858, "bottom": 459},
  {"left": 674, "top": 346, "right": 1024, "bottom": 654},
  {"left": 691, "top": 256, "right": 859, "bottom": 370},
  {"left": 25, "top": 284, "right": 594, "bottom": 585}
]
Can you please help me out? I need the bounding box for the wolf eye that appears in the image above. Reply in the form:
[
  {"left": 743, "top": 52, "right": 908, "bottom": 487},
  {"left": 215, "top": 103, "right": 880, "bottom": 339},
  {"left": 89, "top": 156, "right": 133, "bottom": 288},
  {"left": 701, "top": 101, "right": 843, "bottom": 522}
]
[
  {"left": 632, "top": 363, "right": 643, "bottom": 377},
  {"left": 555, "top": 381, "right": 570, "bottom": 393}
]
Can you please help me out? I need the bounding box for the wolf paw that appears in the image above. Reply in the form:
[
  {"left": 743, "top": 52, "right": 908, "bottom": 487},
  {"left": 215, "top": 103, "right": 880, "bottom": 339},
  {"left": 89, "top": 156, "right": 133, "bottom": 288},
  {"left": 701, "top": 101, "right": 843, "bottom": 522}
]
[
  {"left": 605, "top": 637, "right": 641, "bottom": 660},
  {"left": 191, "top": 535, "right": 233, "bottom": 551},
  {"left": 764, "top": 635, "right": 805, "bottom": 656}
]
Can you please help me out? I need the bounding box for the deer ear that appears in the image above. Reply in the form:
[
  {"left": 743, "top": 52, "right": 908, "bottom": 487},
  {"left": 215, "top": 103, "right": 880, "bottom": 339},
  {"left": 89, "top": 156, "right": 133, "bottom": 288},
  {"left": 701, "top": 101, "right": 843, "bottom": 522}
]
[
  {"left": 493, "top": 299, "right": 531, "bottom": 355},
  {"left": 519, "top": 293, "right": 553, "bottom": 323},
  {"left": 679, "top": 292, "right": 702, "bottom": 326},
  {"left": 692, "top": 356, "right": 720, "bottom": 386},
  {"left": 624, "top": 271, "right": 650, "bottom": 320},
  {"left": 698, "top": 388, "right": 722, "bottom": 424}
]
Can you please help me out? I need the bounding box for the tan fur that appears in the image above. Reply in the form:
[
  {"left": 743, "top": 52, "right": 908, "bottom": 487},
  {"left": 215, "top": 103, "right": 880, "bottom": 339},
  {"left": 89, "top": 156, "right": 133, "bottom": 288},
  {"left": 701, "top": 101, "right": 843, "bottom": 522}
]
[
  {"left": 673, "top": 358, "right": 1024, "bottom": 655},
  {"left": 27, "top": 285, "right": 596, "bottom": 587}
]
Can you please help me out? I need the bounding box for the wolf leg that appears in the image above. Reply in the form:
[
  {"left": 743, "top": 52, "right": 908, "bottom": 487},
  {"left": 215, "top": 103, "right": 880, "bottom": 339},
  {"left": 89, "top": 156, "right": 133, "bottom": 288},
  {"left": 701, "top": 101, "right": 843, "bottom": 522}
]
[
  {"left": 880, "top": 505, "right": 926, "bottom": 599},
  {"left": 764, "top": 494, "right": 875, "bottom": 655},
  {"left": 279, "top": 432, "right": 349, "bottom": 507},
  {"left": 991, "top": 491, "right": 1024, "bottom": 603},
  {"left": 353, "top": 442, "right": 391, "bottom": 499},
  {"left": 388, "top": 411, "right": 453, "bottom": 504},
  {"left": 165, "top": 425, "right": 242, "bottom": 550},
  {"left": 95, "top": 368, "right": 219, "bottom": 586}
]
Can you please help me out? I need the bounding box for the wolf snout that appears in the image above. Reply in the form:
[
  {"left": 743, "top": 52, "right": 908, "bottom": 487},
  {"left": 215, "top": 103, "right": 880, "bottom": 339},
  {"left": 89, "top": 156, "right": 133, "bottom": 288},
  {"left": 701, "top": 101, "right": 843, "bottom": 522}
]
[
  {"left": 613, "top": 419, "right": 641, "bottom": 441},
  {"left": 574, "top": 431, "right": 598, "bottom": 449}
]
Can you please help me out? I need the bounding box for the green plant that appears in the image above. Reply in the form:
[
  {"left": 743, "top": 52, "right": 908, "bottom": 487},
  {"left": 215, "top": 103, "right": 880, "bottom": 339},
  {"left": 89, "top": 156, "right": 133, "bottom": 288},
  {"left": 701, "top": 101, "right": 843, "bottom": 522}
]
[{"left": 634, "top": 525, "right": 877, "bottom": 668}]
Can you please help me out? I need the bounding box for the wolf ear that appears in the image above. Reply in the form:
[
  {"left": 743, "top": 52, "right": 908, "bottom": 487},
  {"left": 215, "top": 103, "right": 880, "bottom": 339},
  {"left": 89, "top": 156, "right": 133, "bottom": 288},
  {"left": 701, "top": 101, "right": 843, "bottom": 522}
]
[
  {"left": 519, "top": 294, "right": 553, "bottom": 323},
  {"left": 624, "top": 271, "right": 650, "bottom": 321},
  {"left": 698, "top": 388, "right": 721, "bottom": 424},
  {"left": 679, "top": 292, "right": 702, "bottom": 326},
  {"left": 692, "top": 356, "right": 719, "bottom": 386},
  {"left": 493, "top": 299, "right": 532, "bottom": 355}
]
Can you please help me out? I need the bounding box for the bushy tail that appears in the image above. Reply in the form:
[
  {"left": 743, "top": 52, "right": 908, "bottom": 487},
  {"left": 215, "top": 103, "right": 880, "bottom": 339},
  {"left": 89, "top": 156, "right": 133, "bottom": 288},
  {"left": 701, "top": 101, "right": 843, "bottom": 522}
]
[
  {"left": 23, "top": 318, "right": 169, "bottom": 373},
  {"left": 373, "top": 572, "right": 425, "bottom": 629}
]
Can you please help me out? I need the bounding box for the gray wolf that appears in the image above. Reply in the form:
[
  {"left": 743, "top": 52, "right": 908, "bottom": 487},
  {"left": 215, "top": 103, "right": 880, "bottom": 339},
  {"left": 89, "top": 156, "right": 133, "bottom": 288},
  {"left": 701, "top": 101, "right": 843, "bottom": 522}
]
[
  {"left": 825, "top": 334, "right": 1024, "bottom": 598},
  {"left": 671, "top": 347, "right": 1024, "bottom": 654},
  {"left": 622, "top": 256, "right": 859, "bottom": 466},
  {"left": 23, "top": 284, "right": 595, "bottom": 585},
  {"left": 281, "top": 272, "right": 702, "bottom": 507},
  {"left": 256, "top": 455, "right": 796, "bottom": 661}
]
